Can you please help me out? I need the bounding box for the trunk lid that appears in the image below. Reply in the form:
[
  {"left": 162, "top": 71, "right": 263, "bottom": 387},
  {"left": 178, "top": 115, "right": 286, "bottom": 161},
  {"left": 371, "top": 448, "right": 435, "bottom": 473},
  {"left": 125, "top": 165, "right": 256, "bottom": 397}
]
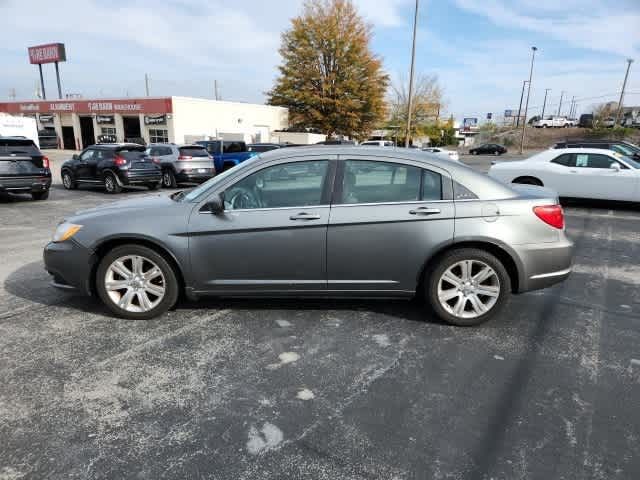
[{"left": 0, "top": 139, "right": 46, "bottom": 176}]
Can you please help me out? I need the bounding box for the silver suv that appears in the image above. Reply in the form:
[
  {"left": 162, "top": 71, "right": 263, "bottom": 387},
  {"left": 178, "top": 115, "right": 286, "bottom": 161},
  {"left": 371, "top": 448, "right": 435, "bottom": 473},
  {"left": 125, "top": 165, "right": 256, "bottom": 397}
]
[{"left": 147, "top": 143, "right": 215, "bottom": 188}]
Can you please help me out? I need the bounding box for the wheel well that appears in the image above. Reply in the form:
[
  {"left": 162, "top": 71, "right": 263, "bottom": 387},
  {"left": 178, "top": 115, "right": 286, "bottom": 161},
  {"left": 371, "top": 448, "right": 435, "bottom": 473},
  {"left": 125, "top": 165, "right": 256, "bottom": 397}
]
[
  {"left": 89, "top": 238, "right": 186, "bottom": 296},
  {"left": 418, "top": 241, "right": 520, "bottom": 294},
  {"left": 512, "top": 176, "right": 543, "bottom": 186}
]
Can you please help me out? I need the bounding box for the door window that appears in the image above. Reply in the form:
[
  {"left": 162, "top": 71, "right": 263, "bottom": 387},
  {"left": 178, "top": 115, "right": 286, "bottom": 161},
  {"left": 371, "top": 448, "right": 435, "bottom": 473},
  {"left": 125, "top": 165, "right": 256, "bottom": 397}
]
[
  {"left": 576, "top": 153, "right": 618, "bottom": 169},
  {"left": 79, "top": 149, "right": 95, "bottom": 161},
  {"left": 340, "top": 160, "right": 440, "bottom": 204},
  {"left": 224, "top": 160, "right": 329, "bottom": 210},
  {"left": 551, "top": 153, "right": 575, "bottom": 167}
]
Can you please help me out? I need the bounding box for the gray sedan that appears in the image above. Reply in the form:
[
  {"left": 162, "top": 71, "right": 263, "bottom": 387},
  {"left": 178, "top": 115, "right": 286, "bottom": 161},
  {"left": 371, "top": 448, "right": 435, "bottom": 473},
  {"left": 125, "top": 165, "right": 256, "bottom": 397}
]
[{"left": 43, "top": 147, "right": 573, "bottom": 326}]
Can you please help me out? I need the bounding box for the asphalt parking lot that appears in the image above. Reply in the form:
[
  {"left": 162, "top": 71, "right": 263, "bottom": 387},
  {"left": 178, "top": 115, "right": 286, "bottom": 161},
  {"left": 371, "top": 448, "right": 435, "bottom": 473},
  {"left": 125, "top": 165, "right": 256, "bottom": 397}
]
[{"left": 1, "top": 151, "right": 639, "bottom": 479}]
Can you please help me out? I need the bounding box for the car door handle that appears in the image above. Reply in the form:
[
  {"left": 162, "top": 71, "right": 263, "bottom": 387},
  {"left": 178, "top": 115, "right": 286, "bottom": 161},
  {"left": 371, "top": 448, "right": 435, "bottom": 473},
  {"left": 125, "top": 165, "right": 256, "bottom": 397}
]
[
  {"left": 409, "top": 207, "right": 441, "bottom": 215},
  {"left": 289, "top": 212, "right": 321, "bottom": 221}
]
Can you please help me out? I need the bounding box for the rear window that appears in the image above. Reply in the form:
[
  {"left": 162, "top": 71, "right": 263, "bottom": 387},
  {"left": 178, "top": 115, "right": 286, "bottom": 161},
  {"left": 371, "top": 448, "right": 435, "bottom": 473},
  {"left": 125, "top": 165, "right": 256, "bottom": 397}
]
[
  {"left": 179, "top": 146, "right": 209, "bottom": 157},
  {"left": 223, "top": 141, "right": 247, "bottom": 153},
  {"left": 116, "top": 146, "right": 147, "bottom": 160},
  {"left": 0, "top": 139, "right": 41, "bottom": 155}
]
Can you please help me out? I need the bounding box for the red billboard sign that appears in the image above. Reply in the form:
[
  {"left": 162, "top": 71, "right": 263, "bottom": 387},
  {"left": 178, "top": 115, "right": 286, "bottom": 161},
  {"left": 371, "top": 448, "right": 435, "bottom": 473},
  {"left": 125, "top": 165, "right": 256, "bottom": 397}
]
[
  {"left": 28, "top": 43, "right": 67, "bottom": 64},
  {"left": 0, "top": 98, "right": 173, "bottom": 115}
]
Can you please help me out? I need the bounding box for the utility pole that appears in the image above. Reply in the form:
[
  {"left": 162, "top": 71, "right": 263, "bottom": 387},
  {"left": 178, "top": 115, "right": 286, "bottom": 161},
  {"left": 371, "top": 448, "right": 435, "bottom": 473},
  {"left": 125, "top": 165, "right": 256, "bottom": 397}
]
[
  {"left": 541, "top": 88, "right": 551, "bottom": 119},
  {"left": 569, "top": 96, "right": 575, "bottom": 119},
  {"left": 145, "top": 73, "right": 150, "bottom": 97},
  {"left": 9, "top": 88, "right": 16, "bottom": 100},
  {"left": 615, "top": 58, "right": 634, "bottom": 126},
  {"left": 519, "top": 46, "right": 537, "bottom": 154},
  {"left": 214, "top": 80, "right": 219, "bottom": 101},
  {"left": 557, "top": 91, "right": 565, "bottom": 116},
  {"left": 516, "top": 80, "right": 528, "bottom": 127},
  {"left": 405, "top": 0, "right": 419, "bottom": 148}
]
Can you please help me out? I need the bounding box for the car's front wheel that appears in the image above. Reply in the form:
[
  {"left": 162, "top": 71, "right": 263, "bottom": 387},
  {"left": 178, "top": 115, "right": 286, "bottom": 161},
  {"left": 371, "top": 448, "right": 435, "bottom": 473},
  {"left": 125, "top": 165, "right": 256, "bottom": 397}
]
[
  {"left": 62, "top": 170, "right": 77, "bottom": 190},
  {"left": 426, "top": 248, "right": 511, "bottom": 326},
  {"left": 96, "top": 245, "right": 179, "bottom": 320}
]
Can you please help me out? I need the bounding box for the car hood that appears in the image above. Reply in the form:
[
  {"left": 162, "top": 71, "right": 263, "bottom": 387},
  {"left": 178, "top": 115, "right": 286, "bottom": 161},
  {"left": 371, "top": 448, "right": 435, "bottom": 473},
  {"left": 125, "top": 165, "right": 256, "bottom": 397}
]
[{"left": 70, "top": 193, "right": 184, "bottom": 222}]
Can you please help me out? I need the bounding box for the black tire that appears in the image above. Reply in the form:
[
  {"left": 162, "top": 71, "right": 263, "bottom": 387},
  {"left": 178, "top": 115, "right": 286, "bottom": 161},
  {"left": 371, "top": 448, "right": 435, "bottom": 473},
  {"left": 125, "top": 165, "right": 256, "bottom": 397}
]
[
  {"left": 425, "top": 248, "right": 511, "bottom": 326},
  {"left": 61, "top": 170, "right": 77, "bottom": 190},
  {"left": 104, "top": 172, "right": 122, "bottom": 194},
  {"left": 96, "top": 244, "right": 179, "bottom": 320},
  {"left": 31, "top": 190, "right": 49, "bottom": 201},
  {"left": 162, "top": 169, "right": 177, "bottom": 188},
  {"left": 494, "top": 151, "right": 500, "bottom": 156},
  {"left": 512, "top": 176, "right": 543, "bottom": 186},
  {"left": 147, "top": 182, "right": 161, "bottom": 191}
]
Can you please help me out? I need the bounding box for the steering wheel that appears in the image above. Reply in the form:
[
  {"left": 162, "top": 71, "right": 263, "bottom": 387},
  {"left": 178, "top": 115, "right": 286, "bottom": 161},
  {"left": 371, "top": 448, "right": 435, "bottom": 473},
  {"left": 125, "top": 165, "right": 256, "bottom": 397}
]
[{"left": 228, "top": 187, "right": 260, "bottom": 209}]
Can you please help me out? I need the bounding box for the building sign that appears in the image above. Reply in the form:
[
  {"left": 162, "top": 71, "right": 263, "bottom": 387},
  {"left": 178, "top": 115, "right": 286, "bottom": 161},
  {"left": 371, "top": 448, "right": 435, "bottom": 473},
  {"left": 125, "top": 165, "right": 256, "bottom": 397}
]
[
  {"left": 28, "top": 43, "right": 67, "bottom": 64},
  {"left": 0, "top": 97, "right": 173, "bottom": 115},
  {"left": 144, "top": 114, "right": 166, "bottom": 125},
  {"left": 96, "top": 115, "right": 115, "bottom": 124},
  {"left": 504, "top": 109, "right": 513, "bottom": 118},
  {"left": 463, "top": 117, "right": 478, "bottom": 128},
  {"left": 486, "top": 113, "right": 493, "bottom": 120},
  {"left": 39, "top": 114, "right": 54, "bottom": 123}
]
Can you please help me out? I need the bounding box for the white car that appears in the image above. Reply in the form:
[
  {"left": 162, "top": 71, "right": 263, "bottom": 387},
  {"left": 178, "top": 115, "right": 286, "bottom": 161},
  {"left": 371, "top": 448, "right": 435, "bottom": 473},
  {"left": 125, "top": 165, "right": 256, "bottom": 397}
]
[
  {"left": 534, "top": 116, "right": 572, "bottom": 128},
  {"left": 489, "top": 148, "right": 640, "bottom": 202},
  {"left": 360, "top": 140, "right": 396, "bottom": 147},
  {"left": 422, "top": 147, "right": 460, "bottom": 162}
]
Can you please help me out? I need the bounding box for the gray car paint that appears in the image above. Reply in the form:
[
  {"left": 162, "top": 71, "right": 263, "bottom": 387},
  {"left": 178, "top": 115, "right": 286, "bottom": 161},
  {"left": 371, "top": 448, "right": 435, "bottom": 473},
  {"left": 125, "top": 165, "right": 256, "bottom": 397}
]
[{"left": 44, "top": 146, "right": 573, "bottom": 300}]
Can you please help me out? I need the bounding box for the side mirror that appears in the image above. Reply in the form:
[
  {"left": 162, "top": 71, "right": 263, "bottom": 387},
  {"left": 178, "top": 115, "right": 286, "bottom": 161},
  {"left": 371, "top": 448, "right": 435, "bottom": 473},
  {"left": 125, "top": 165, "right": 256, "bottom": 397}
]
[
  {"left": 610, "top": 162, "right": 621, "bottom": 172},
  {"left": 72, "top": 154, "right": 79, "bottom": 160},
  {"left": 202, "top": 192, "right": 225, "bottom": 214}
]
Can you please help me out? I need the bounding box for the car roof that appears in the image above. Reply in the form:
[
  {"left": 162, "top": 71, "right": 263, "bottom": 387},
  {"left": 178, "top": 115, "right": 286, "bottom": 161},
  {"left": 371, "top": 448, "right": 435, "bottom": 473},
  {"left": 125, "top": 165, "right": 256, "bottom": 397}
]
[
  {"left": 536, "top": 147, "right": 620, "bottom": 159},
  {"left": 94, "top": 143, "right": 144, "bottom": 149}
]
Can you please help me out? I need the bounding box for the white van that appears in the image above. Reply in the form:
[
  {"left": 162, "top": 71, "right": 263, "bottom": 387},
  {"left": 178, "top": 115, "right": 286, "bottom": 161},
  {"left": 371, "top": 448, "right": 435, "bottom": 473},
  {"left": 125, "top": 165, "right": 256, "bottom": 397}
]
[{"left": 0, "top": 114, "right": 40, "bottom": 148}]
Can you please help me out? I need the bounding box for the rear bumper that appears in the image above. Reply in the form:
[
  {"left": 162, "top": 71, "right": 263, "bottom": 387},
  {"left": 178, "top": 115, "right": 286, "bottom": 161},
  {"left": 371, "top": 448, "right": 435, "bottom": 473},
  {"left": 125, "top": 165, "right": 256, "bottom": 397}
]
[
  {"left": 0, "top": 175, "right": 52, "bottom": 193},
  {"left": 515, "top": 236, "right": 574, "bottom": 292},
  {"left": 175, "top": 169, "right": 215, "bottom": 183},
  {"left": 119, "top": 170, "right": 162, "bottom": 185},
  {"left": 43, "top": 240, "right": 95, "bottom": 295}
]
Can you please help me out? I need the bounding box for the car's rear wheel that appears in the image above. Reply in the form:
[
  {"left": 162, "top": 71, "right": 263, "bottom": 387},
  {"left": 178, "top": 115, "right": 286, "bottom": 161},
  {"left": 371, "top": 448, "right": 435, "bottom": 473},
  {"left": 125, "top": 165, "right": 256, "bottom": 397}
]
[
  {"left": 62, "top": 170, "right": 77, "bottom": 190},
  {"left": 104, "top": 172, "right": 122, "bottom": 194},
  {"left": 162, "top": 169, "right": 177, "bottom": 188},
  {"left": 426, "top": 248, "right": 511, "bottom": 326},
  {"left": 31, "top": 190, "right": 49, "bottom": 201},
  {"left": 96, "top": 245, "right": 179, "bottom": 320}
]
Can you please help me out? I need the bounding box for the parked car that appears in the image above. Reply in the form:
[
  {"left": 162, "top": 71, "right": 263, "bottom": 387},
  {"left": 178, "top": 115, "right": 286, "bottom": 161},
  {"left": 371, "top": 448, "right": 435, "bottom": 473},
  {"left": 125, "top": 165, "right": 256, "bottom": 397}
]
[
  {"left": 469, "top": 143, "right": 507, "bottom": 155},
  {"left": 422, "top": 147, "right": 460, "bottom": 162},
  {"left": 0, "top": 136, "right": 51, "bottom": 200},
  {"left": 489, "top": 148, "right": 640, "bottom": 202},
  {"left": 60, "top": 143, "right": 162, "bottom": 194},
  {"left": 361, "top": 140, "right": 396, "bottom": 147},
  {"left": 601, "top": 118, "right": 616, "bottom": 128},
  {"left": 578, "top": 114, "right": 594, "bottom": 128},
  {"left": 195, "top": 140, "right": 258, "bottom": 173},
  {"left": 44, "top": 146, "right": 573, "bottom": 326},
  {"left": 553, "top": 139, "right": 640, "bottom": 161},
  {"left": 247, "top": 143, "right": 283, "bottom": 153},
  {"left": 38, "top": 129, "right": 58, "bottom": 149},
  {"left": 534, "top": 116, "right": 573, "bottom": 128},
  {"left": 147, "top": 143, "right": 215, "bottom": 188}
]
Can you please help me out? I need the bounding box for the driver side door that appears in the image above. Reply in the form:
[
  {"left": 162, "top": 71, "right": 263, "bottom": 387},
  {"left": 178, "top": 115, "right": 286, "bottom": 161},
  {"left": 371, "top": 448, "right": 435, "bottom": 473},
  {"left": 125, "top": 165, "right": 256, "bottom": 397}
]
[{"left": 188, "top": 156, "right": 336, "bottom": 294}]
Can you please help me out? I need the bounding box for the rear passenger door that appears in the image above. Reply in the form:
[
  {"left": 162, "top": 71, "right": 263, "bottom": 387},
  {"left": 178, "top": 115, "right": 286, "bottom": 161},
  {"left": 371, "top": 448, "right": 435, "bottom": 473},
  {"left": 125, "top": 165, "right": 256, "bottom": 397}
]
[{"left": 327, "top": 157, "right": 455, "bottom": 293}]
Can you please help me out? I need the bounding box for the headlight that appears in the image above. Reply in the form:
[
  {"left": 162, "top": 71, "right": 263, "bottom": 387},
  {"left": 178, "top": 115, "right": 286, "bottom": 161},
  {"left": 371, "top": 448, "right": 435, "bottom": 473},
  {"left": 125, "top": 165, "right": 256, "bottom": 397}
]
[{"left": 52, "top": 222, "right": 83, "bottom": 243}]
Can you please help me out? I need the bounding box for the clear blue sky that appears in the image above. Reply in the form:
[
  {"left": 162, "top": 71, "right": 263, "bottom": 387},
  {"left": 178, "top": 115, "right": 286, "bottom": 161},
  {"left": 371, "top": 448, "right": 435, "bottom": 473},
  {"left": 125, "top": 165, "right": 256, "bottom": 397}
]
[{"left": 1, "top": 0, "right": 638, "bottom": 121}]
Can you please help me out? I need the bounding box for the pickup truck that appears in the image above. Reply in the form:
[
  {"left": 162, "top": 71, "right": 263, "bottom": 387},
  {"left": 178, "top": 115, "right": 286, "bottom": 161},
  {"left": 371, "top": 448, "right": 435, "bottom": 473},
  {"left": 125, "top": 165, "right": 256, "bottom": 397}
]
[
  {"left": 195, "top": 140, "right": 258, "bottom": 172},
  {"left": 534, "top": 116, "right": 574, "bottom": 128}
]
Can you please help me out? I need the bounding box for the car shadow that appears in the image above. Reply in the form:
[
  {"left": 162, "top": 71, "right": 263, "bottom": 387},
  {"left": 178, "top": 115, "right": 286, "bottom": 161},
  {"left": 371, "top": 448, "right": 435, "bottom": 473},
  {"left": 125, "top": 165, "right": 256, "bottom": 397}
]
[{"left": 5, "top": 260, "right": 436, "bottom": 324}]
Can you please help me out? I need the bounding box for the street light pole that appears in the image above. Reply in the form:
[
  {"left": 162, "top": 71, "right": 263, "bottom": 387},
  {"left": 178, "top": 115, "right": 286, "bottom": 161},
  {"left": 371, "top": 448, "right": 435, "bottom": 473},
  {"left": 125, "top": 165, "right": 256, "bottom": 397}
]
[
  {"left": 519, "top": 46, "right": 537, "bottom": 154},
  {"left": 541, "top": 88, "right": 551, "bottom": 119},
  {"left": 405, "top": 0, "right": 419, "bottom": 148},
  {"left": 516, "top": 80, "right": 528, "bottom": 127},
  {"left": 615, "top": 58, "right": 634, "bottom": 126},
  {"left": 557, "top": 91, "right": 565, "bottom": 116}
]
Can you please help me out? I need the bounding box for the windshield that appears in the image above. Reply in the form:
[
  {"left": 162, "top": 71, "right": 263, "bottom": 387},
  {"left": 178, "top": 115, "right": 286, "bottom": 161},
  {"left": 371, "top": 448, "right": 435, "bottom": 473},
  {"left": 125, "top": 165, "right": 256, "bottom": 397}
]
[
  {"left": 620, "top": 154, "right": 640, "bottom": 169},
  {"left": 177, "top": 157, "right": 259, "bottom": 202}
]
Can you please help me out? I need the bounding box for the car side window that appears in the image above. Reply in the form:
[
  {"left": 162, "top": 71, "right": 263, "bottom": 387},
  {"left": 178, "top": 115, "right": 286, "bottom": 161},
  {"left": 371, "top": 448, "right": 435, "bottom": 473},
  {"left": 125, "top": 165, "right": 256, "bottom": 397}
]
[
  {"left": 224, "top": 160, "right": 329, "bottom": 210},
  {"left": 340, "top": 160, "right": 422, "bottom": 204},
  {"left": 585, "top": 154, "right": 619, "bottom": 169},
  {"left": 422, "top": 169, "right": 443, "bottom": 201},
  {"left": 551, "top": 153, "right": 575, "bottom": 167},
  {"left": 79, "top": 149, "right": 94, "bottom": 161}
]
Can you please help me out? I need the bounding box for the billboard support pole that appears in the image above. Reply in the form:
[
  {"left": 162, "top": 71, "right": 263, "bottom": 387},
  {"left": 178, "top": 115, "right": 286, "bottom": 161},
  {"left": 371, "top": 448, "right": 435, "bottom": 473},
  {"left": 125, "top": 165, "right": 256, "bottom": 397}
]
[
  {"left": 38, "top": 64, "right": 46, "bottom": 100},
  {"left": 55, "top": 61, "right": 63, "bottom": 99}
]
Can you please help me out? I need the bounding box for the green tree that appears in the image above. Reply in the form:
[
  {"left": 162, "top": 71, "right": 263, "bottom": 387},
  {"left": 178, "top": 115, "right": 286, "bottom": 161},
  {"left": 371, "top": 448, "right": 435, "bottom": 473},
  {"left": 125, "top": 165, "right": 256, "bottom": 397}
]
[{"left": 267, "top": 0, "right": 389, "bottom": 140}]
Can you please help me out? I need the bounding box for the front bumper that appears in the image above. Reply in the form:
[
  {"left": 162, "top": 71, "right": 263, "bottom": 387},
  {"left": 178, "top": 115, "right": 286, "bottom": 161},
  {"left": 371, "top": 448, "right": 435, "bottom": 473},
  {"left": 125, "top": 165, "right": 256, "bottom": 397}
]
[
  {"left": 515, "top": 236, "right": 574, "bottom": 292},
  {"left": 0, "top": 175, "right": 52, "bottom": 194},
  {"left": 43, "top": 240, "right": 96, "bottom": 295}
]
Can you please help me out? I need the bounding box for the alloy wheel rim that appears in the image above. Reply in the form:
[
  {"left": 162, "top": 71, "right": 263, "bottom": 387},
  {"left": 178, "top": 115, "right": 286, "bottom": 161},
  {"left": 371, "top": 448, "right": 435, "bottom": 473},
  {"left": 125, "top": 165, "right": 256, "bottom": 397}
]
[
  {"left": 63, "top": 174, "right": 71, "bottom": 188},
  {"left": 163, "top": 172, "right": 171, "bottom": 186},
  {"left": 437, "top": 260, "right": 500, "bottom": 319},
  {"left": 104, "top": 255, "right": 166, "bottom": 313},
  {"left": 105, "top": 176, "right": 114, "bottom": 191}
]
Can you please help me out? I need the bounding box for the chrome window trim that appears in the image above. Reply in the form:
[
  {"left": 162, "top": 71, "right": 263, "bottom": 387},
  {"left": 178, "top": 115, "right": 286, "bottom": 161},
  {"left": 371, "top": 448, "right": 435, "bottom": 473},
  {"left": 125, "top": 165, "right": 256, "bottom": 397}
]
[
  {"left": 199, "top": 204, "right": 329, "bottom": 214},
  {"left": 331, "top": 199, "right": 452, "bottom": 208}
]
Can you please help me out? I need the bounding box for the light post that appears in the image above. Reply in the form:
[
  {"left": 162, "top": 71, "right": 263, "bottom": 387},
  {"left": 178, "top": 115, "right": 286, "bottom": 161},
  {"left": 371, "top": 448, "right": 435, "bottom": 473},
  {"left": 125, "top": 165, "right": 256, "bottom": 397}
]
[
  {"left": 405, "top": 0, "right": 419, "bottom": 147},
  {"left": 519, "top": 46, "right": 537, "bottom": 154},
  {"left": 541, "top": 88, "right": 551, "bottom": 119},
  {"left": 516, "top": 80, "right": 528, "bottom": 127},
  {"left": 615, "top": 58, "right": 634, "bottom": 126},
  {"left": 557, "top": 91, "right": 565, "bottom": 116}
]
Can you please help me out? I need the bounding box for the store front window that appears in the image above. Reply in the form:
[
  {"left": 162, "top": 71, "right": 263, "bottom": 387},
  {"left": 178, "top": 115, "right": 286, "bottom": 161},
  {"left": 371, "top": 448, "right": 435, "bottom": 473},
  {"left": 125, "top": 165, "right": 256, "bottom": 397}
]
[
  {"left": 101, "top": 127, "right": 116, "bottom": 136},
  {"left": 149, "top": 129, "right": 169, "bottom": 143}
]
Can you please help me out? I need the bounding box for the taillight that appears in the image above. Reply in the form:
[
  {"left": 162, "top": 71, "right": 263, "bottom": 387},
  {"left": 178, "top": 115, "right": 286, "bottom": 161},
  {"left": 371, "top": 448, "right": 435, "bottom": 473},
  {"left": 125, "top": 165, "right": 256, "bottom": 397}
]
[
  {"left": 114, "top": 155, "right": 128, "bottom": 166},
  {"left": 152, "top": 156, "right": 161, "bottom": 164},
  {"left": 178, "top": 155, "right": 192, "bottom": 160},
  {"left": 42, "top": 156, "right": 50, "bottom": 169},
  {"left": 533, "top": 205, "right": 564, "bottom": 229}
]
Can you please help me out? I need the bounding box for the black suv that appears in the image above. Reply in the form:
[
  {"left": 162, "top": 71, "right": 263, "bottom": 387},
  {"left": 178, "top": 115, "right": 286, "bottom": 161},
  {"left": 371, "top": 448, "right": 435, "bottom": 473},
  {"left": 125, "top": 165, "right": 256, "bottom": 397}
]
[
  {"left": 553, "top": 139, "right": 640, "bottom": 161},
  {"left": 0, "top": 137, "right": 52, "bottom": 200},
  {"left": 60, "top": 143, "right": 162, "bottom": 194}
]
